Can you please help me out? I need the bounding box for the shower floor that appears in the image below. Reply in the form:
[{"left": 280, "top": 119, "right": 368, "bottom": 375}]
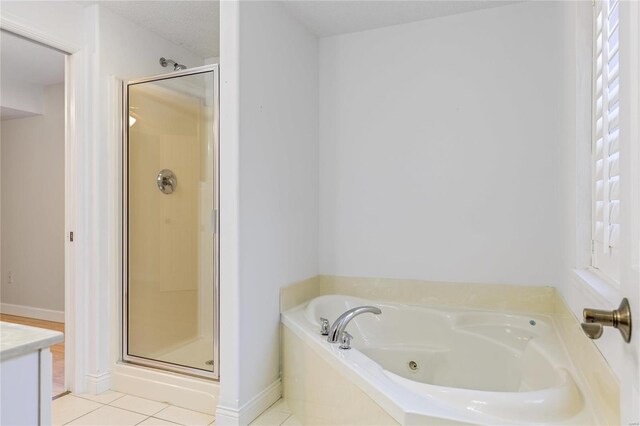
[{"left": 155, "top": 337, "right": 214, "bottom": 372}]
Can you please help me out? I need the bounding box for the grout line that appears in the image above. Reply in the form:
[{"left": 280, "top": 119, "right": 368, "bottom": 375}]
[
  {"left": 278, "top": 413, "right": 292, "bottom": 425},
  {"left": 147, "top": 417, "right": 182, "bottom": 425},
  {"left": 133, "top": 415, "right": 152, "bottom": 425},
  {"left": 64, "top": 404, "right": 160, "bottom": 426},
  {"left": 107, "top": 396, "right": 168, "bottom": 417},
  {"left": 57, "top": 395, "right": 140, "bottom": 425},
  {"left": 109, "top": 394, "right": 127, "bottom": 404},
  {"left": 155, "top": 404, "right": 218, "bottom": 417},
  {"left": 60, "top": 402, "right": 105, "bottom": 425},
  {"left": 72, "top": 392, "right": 125, "bottom": 405},
  {"left": 104, "top": 401, "right": 169, "bottom": 418},
  {"left": 58, "top": 393, "right": 215, "bottom": 425}
]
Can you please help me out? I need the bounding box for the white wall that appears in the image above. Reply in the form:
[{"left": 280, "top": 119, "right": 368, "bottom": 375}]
[
  {"left": 558, "top": 1, "right": 640, "bottom": 422},
  {"left": 0, "top": 78, "right": 44, "bottom": 117},
  {"left": 558, "top": 9, "right": 640, "bottom": 423},
  {"left": 1, "top": 0, "right": 212, "bottom": 395},
  {"left": 236, "top": 0, "right": 318, "bottom": 405},
  {"left": 1, "top": 0, "right": 93, "bottom": 395},
  {"left": 218, "top": 0, "right": 319, "bottom": 421},
  {"left": 89, "top": 4, "right": 204, "bottom": 392},
  {"left": 557, "top": 0, "right": 625, "bottom": 376},
  {"left": 218, "top": 0, "right": 241, "bottom": 417},
  {"left": 319, "top": 2, "right": 569, "bottom": 286},
  {"left": 1, "top": 83, "right": 65, "bottom": 314}
]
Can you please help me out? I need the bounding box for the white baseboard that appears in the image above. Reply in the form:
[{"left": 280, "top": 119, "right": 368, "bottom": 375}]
[
  {"left": 86, "top": 371, "right": 110, "bottom": 395},
  {"left": 111, "top": 362, "right": 219, "bottom": 415},
  {"left": 216, "top": 379, "right": 281, "bottom": 425},
  {"left": 0, "top": 303, "right": 64, "bottom": 323}
]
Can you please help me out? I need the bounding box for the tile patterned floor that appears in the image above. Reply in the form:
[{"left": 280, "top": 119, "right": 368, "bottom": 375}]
[
  {"left": 53, "top": 392, "right": 215, "bottom": 426},
  {"left": 53, "top": 391, "right": 300, "bottom": 426},
  {"left": 250, "top": 399, "right": 300, "bottom": 426}
]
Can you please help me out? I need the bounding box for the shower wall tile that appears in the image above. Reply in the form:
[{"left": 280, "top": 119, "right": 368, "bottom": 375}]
[{"left": 127, "top": 81, "right": 213, "bottom": 363}]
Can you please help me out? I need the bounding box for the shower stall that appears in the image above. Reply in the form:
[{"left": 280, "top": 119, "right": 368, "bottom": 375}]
[{"left": 122, "top": 65, "right": 219, "bottom": 379}]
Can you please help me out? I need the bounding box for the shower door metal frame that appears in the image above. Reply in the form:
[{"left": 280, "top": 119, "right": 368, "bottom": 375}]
[{"left": 121, "top": 64, "right": 220, "bottom": 380}]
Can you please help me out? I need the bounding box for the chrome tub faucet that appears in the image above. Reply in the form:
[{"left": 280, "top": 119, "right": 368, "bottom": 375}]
[{"left": 326, "top": 306, "right": 382, "bottom": 347}]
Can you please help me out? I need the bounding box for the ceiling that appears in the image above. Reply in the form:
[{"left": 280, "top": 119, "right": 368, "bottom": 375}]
[
  {"left": 96, "top": 1, "right": 219, "bottom": 59},
  {"left": 90, "top": 1, "right": 515, "bottom": 61},
  {"left": 1, "top": 30, "right": 65, "bottom": 86},
  {"left": 281, "top": 0, "right": 520, "bottom": 37},
  {"left": 0, "top": 1, "right": 518, "bottom": 119}
]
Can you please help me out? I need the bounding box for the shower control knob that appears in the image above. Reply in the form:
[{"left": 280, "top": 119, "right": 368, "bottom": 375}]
[{"left": 157, "top": 169, "right": 177, "bottom": 194}]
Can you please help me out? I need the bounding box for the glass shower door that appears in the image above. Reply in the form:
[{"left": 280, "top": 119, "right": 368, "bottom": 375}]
[{"left": 124, "top": 67, "right": 218, "bottom": 378}]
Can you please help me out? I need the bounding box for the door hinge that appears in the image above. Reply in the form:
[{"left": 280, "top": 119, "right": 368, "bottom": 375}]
[{"left": 70, "top": 231, "right": 74, "bottom": 242}]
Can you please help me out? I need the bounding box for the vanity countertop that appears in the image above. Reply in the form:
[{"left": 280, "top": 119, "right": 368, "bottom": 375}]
[{"left": 0, "top": 321, "right": 63, "bottom": 361}]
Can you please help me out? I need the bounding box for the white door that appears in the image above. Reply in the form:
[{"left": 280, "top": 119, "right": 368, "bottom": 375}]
[{"left": 620, "top": 0, "right": 640, "bottom": 423}]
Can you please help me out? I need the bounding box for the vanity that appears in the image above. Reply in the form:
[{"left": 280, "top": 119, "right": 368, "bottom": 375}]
[{"left": 0, "top": 321, "right": 63, "bottom": 425}]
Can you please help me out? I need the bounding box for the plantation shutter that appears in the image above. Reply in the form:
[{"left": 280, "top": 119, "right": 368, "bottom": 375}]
[{"left": 592, "top": 0, "right": 621, "bottom": 281}]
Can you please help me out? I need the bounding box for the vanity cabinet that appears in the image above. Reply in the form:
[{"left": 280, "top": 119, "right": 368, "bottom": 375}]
[{"left": 0, "top": 322, "right": 63, "bottom": 425}]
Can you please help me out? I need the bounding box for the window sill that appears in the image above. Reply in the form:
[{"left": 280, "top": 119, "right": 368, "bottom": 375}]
[{"left": 572, "top": 268, "right": 621, "bottom": 308}]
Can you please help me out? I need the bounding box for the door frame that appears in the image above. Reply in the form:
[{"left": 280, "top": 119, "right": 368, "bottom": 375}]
[
  {"left": 619, "top": 0, "right": 640, "bottom": 422},
  {"left": 120, "top": 64, "right": 220, "bottom": 380},
  {"left": 0, "top": 18, "right": 82, "bottom": 393}
]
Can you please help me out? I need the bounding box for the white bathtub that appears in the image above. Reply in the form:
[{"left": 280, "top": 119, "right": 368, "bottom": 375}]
[{"left": 281, "top": 295, "right": 597, "bottom": 425}]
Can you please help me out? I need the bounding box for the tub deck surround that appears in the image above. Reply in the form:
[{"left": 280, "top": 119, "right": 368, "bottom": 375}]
[
  {"left": 280, "top": 275, "right": 620, "bottom": 424},
  {"left": 282, "top": 326, "right": 401, "bottom": 426},
  {"left": 281, "top": 294, "right": 608, "bottom": 425},
  {"left": 553, "top": 298, "right": 621, "bottom": 425},
  {"left": 281, "top": 275, "right": 558, "bottom": 314},
  {"left": 317, "top": 276, "right": 561, "bottom": 313},
  {"left": 280, "top": 276, "right": 321, "bottom": 313}
]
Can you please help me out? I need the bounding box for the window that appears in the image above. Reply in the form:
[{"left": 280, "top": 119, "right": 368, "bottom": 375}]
[{"left": 592, "top": 0, "right": 621, "bottom": 283}]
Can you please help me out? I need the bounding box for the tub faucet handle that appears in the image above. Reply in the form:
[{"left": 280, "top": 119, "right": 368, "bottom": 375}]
[
  {"left": 319, "top": 317, "right": 330, "bottom": 335},
  {"left": 339, "top": 331, "right": 353, "bottom": 350},
  {"left": 582, "top": 298, "right": 632, "bottom": 343},
  {"left": 581, "top": 322, "right": 603, "bottom": 339}
]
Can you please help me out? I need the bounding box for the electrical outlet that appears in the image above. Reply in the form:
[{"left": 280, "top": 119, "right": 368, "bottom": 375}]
[{"left": 8, "top": 271, "right": 14, "bottom": 285}]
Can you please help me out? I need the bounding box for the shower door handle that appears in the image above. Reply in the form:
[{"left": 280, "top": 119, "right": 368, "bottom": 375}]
[{"left": 211, "top": 209, "right": 218, "bottom": 235}]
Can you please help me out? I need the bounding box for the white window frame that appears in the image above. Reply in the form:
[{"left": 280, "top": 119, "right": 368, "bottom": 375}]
[{"left": 591, "top": 0, "right": 622, "bottom": 285}]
